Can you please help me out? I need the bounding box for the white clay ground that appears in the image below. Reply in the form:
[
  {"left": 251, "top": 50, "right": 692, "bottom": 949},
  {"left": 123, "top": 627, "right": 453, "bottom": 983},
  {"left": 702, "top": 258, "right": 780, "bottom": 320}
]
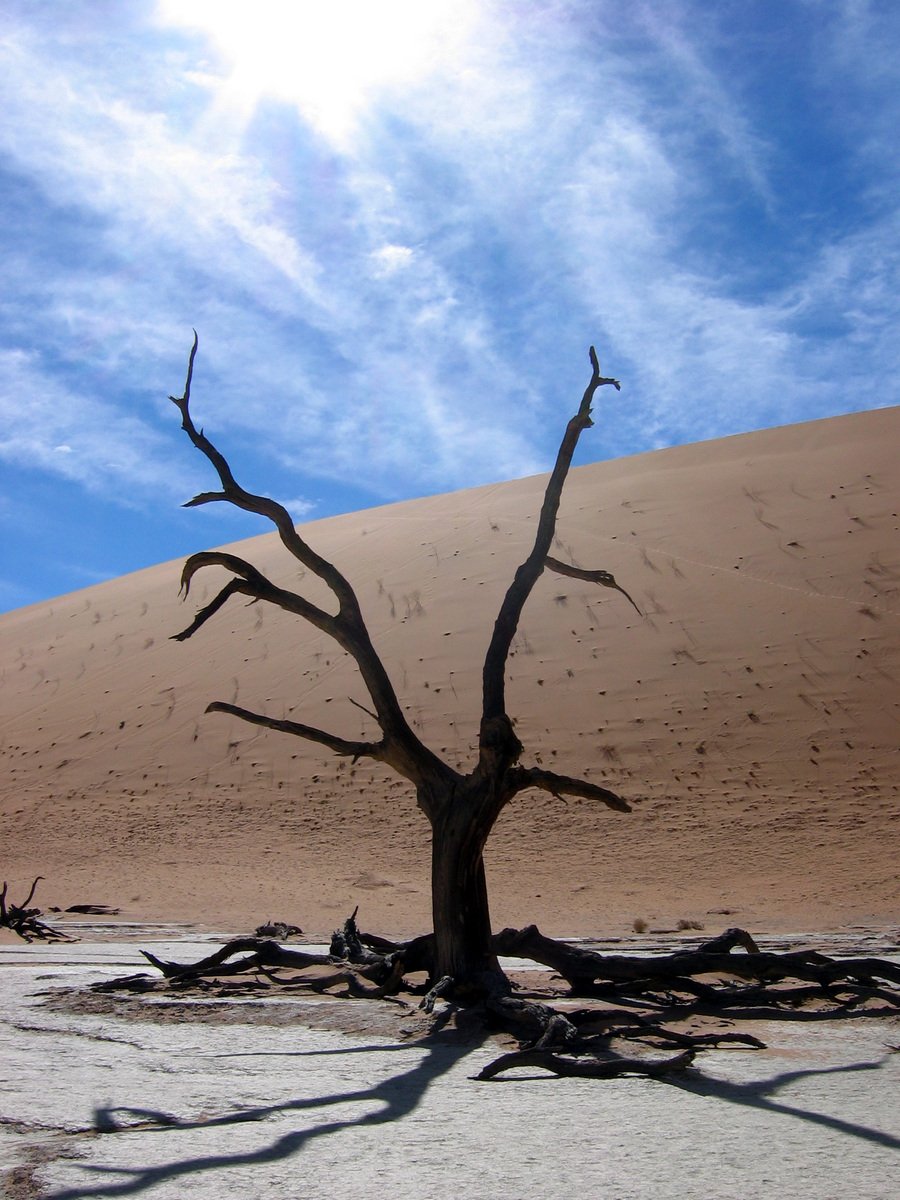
[{"left": 2, "top": 934, "right": 898, "bottom": 1200}]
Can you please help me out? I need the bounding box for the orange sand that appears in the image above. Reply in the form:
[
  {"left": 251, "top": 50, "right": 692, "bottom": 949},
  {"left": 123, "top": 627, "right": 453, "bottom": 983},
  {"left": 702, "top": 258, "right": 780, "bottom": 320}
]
[{"left": 2, "top": 408, "right": 898, "bottom": 939}]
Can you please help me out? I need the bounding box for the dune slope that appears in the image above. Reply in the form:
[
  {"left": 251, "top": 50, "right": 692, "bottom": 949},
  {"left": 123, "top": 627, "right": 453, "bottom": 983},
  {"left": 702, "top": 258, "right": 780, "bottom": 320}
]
[{"left": 2, "top": 407, "right": 898, "bottom": 937}]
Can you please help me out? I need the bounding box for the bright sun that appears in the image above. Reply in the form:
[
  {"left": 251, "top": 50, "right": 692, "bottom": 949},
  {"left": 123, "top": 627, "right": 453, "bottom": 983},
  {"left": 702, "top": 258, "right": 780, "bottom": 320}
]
[{"left": 158, "top": 0, "right": 472, "bottom": 143}]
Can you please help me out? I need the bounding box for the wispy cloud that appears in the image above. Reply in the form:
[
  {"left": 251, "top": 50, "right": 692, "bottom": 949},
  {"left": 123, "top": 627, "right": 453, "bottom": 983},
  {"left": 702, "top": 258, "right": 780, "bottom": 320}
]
[
  {"left": 1, "top": 0, "right": 898, "bottom": 607},
  {"left": 0, "top": 347, "right": 181, "bottom": 497}
]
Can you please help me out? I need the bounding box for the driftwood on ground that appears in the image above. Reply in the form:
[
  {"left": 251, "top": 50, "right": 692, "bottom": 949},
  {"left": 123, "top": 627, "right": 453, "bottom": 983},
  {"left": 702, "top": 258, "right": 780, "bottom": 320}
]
[
  {"left": 54, "top": 904, "right": 121, "bottom": 916},
  {"left": 0, "top": 877, "right": 74, "bottom": 943},
  {"left": 254, "top": 920, "right": 303, "bottom": 939},
  {"left": 492, "top": 924, "right": 900, "bottom": 1003}
]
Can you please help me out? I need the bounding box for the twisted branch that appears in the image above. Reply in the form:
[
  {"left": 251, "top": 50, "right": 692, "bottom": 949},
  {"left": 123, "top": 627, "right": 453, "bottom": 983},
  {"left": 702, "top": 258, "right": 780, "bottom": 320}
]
[
  {"left": 473, "top": 1047, "right": 693, "bottom": 1082},
  {"left": 171, "top": 552, "right": 336, "bottom": 642},
  {"left": 545, "top": 556, "right": 642, "bottom": 615},
  {"left": 169, "top": 334, "right": 455, "bottom": 787},
  {"left": 170, "top": 332, "right": 344, "bottom": 593}
]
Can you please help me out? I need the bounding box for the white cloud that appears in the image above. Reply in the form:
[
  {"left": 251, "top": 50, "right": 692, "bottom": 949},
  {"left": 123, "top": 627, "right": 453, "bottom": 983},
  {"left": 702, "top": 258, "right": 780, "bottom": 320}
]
[
  {"left": 636, "top": 5, "right": 776, "bottom": 210},
  {"left": 369, "top": 244, "right": 415, "bottom": 277},
  {"left": 279, "top": 497, "right": 316, "bottom": 522},
  {"left": 0, "top": 12, "right": 560, "bottom": 498},
  {"left": 0, "top": 348, "right": 183, "bottom": 498},
  {"left": 0, "top": 32, "right": 327, "bottom": 322}
]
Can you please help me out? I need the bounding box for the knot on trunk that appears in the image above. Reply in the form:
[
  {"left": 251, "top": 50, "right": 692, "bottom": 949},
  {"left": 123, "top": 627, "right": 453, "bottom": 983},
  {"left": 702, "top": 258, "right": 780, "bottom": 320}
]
[{"left": 479, "top": 715, "right": 523, "bottom": 770}]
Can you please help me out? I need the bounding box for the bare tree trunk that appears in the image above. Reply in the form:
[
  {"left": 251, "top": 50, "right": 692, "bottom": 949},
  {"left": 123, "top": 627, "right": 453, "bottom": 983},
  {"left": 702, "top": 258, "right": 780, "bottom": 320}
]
[{"left": 428, "top": 795, "right": 504, "bottom": 989}]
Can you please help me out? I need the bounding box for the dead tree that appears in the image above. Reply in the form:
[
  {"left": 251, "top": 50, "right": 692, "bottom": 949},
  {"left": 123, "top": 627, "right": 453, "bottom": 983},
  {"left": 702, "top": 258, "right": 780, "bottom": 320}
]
[
  {"left": 122, "top": 350, "right": 900, "bottom": 1077},
  {"left": 170, "top": 336, "right": 633, "bottom": 997},
  {"left": 0, "top": 877, "right": 73, "bottom": 942}
]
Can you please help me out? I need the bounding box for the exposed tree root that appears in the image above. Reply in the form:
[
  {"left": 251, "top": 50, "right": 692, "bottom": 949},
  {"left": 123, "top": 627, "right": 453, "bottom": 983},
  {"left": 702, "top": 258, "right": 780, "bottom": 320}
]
[
  {"left": 83, "top": 914, "right": 900, "bottom": 1084},
  {"left": 140, "top": 939, "right": 333, "bottom": 981},
  {"left": 492, "top": 924, "right": 900, "bottom": 1003},
  {"left": 473, "top": 1047, "right": 696, "bottom": 1082}
]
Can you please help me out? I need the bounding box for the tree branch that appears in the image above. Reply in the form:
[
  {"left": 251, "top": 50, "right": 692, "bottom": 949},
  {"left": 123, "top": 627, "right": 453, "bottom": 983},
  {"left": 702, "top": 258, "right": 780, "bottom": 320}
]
[
  {"left": 205, "top": 702, "right": 385, "bottom": 762},
  {"left": 349, "top": 697, "right": 379, "bottom": 722},
  {"left": 481, "top": 348, "right": 622, "bottom": 740},
  {"left": 19, "top": 875, "right": 43, "bottom": 909},
  {"left": 174, "top": 551, "right": 337, "bottom": 636},
  {"left": 509, "top": 765, "right": 631, "bottom": 812},
  {"left": 171, "top": 578, "right": 254, "bottom": 642},
  {"left": 178, "top": 552, "right": 271, "bottom": 599},
  {"left": 170, "top": 332, "right": 363, "bottom": 608},
  {"left": 170, "top": 335, "right": 447, "bottom": 786},
  {"left": 544, "top": 556, "right": 642, "bottom": 615}
]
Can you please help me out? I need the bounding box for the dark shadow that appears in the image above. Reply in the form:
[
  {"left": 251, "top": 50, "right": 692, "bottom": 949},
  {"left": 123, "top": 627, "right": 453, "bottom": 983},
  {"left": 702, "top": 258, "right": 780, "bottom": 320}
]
[
  {"left": 668, "top": 1051, "right": 900, "bottom": 1152},
  {"left": 44, "top": 1032, "right": 483, "bottom": 1199},
  {"left": 38, "top": 1003, "right": 900, "bottom": 1195},
  {"left": 466, "top": 1032, "right": 899, "bottom": 1150},
  {"left": 692, "top": 1006, "right": 900, "bottom": 1024},
  {"left": 200, "top": 1040, "right": 437, "bottom": 1061}
]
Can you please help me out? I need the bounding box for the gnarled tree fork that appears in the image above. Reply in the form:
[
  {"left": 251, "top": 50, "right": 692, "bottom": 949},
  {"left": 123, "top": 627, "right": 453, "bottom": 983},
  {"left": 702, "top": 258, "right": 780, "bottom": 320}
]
[{"left": 170, "top": 335, "right": 632, "bottom": 996}]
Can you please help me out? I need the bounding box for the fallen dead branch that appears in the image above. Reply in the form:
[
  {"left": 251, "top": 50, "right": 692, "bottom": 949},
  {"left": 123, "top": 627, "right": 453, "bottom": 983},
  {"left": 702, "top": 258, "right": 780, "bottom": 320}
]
[{"left": 0, "top": 877, "right": 74, "bottom": 943}]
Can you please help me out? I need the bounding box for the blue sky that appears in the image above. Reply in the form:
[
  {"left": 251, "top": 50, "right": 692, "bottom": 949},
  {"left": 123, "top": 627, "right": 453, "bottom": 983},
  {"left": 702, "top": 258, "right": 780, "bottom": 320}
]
[{"left": 1, "top": 1, "right": 898, "bottom": 612}]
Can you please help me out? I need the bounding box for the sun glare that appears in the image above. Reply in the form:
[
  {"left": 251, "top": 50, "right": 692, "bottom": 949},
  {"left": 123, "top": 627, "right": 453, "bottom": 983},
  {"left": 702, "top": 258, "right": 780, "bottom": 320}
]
[{"left": 158, "top": 0, "right": 471, "bottom": 142}]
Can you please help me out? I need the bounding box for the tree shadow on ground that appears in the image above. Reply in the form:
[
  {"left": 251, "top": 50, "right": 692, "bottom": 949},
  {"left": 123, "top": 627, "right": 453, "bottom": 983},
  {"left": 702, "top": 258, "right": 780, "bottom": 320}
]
[
  {"left": 667, "top": 1050, "right": 900, "bottom": 1151},
  {"left": 39, "top": 1031, "right": 900, "bottom": 1197},
  {"left": 44, "top": 1032, "right": 482, "bottom": 1200}
]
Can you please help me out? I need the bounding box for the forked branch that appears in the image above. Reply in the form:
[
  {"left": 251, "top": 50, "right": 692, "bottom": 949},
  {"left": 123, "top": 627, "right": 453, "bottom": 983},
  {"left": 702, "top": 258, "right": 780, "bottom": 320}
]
[
  {"left": 170, "top": 332, "right": 347, "bottom": 596},
  {"left": 170, "top": 334, "right": 455, "bottom": 788},
  {"left": 481, "top": 347, "right": 625, "bottom": 730},
  {"left": 0, "top": 877, "right": 73, "bottom": 943},
  {"left": 171, "top": 552, "right": 336, "bottom": 642}
]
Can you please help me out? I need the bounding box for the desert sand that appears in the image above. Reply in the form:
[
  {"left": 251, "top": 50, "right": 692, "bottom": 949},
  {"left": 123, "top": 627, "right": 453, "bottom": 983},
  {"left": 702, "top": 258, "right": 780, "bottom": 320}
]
[{"left": 1, "top": 406, "right": 898, "bottom": 941}]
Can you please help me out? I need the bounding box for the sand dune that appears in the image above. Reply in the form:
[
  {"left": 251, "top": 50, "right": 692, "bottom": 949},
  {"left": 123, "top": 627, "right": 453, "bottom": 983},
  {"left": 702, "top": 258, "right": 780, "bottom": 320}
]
[{"left": 2, "top": 407, "right": 898, "bottom": 939}]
